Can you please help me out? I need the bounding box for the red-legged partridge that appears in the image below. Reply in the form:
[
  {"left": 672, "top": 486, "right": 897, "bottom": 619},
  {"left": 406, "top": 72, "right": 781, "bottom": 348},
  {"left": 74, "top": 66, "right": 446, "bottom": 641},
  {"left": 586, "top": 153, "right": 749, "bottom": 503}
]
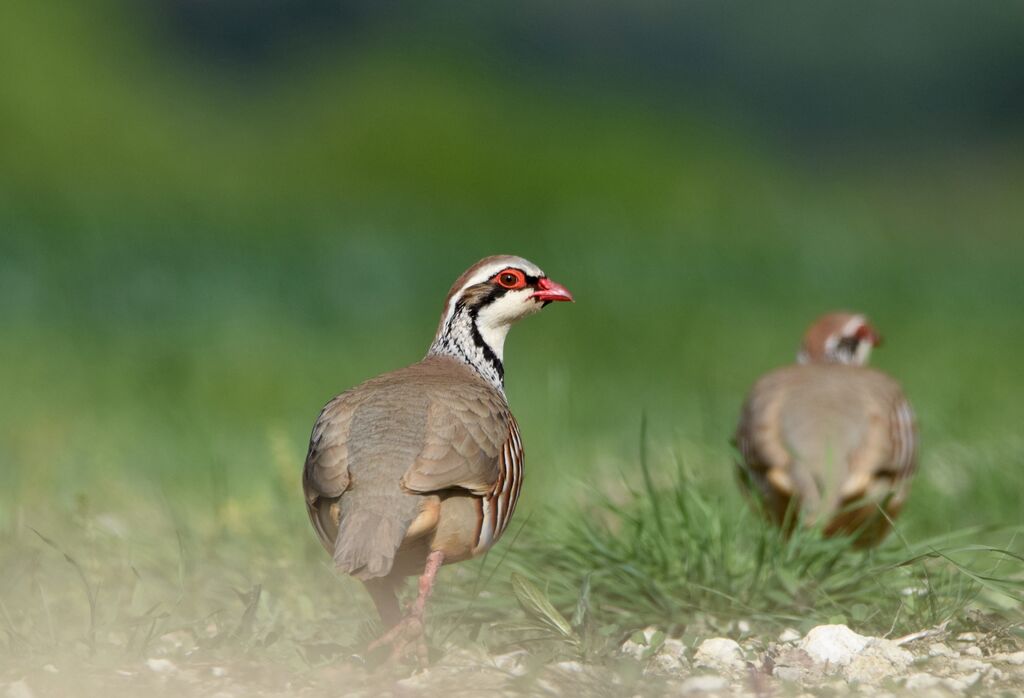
[
  {"left": 735, "top": 312, "right": 917, "bottom": 545},
  {"left": 302, "top": 255, "right": 572, "bottom": 662}
]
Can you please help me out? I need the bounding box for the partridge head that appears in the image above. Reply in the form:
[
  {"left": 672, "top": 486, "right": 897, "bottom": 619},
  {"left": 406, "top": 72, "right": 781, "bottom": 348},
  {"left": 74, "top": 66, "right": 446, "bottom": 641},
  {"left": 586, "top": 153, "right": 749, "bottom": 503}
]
[
  {"left": 797, "top": 312, "right": 883, "bottom": 366},
  {"left": 302, "top": 255, "right": 572, "bottom": 664},
  {"left": 735, "top": 311, "right": 916, "bottom": 546}
]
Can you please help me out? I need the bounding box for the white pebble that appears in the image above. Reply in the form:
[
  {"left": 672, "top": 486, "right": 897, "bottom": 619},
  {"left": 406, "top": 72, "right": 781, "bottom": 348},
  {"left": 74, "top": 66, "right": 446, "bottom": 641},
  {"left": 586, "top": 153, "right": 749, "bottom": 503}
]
[
  {"left": 778, "top": 628, "right": 801, "bottom": 643},
  {"left": 799, "top": 625, "right": 869, "bottom": 667},
  {"left": 680, "top": 675, "right": 728, "bottom": 693},
  {"left": 904, "top": 673, "right": 940, "bottom": 690},
  {"left": 953, "top": 658, "right": 989, "bottom": 673},
  {"left": 554, "top": 660, "right": 586, "bottom": 674},
  {"left": 946, "top": 671, "right": 983, "bottom": 691},
  {"left": 927, "top": 643, "right": 957, "bottom": 658},
  {"left": 694, "top": 637, "right": 745, "bottom": 669},
  {"left": 649, "top": 638, "right": 688, "bottom": 673},
  {"left": 993, "top": 651, "right": 1024, "bottom": 665},
  {"left": 145, "top": 658, "right": 177, "bottom": 674}
]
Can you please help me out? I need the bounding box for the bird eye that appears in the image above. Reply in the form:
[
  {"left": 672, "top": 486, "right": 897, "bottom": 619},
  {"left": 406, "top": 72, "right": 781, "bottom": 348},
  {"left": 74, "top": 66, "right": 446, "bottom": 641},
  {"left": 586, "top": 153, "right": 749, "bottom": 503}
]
[{"left": 493, "top": 269, "right": 526, "bottom": 289}]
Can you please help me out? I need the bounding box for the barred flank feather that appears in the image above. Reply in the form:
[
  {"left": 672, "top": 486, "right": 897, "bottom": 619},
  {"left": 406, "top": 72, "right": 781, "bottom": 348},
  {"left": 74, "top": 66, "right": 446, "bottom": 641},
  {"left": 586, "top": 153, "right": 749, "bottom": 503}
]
[{"left": 474, "top": 417, "right": 524, "bottom": 554}]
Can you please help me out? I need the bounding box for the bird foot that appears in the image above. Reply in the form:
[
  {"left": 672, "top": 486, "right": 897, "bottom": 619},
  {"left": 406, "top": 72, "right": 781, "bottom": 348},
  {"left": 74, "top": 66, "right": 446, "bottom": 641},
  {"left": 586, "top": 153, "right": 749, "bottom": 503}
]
[{"left": 367, "top": 614, "right": 429, "bottom": 668}]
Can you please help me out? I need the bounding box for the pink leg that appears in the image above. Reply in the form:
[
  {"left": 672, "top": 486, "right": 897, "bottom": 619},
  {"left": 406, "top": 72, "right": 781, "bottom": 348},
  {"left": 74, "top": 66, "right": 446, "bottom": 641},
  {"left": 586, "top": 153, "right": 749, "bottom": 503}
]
[
  {"left": 367, "top": 551, "right": 445, "bottom": 666},
  {"left": 410, "top": 550, "right": 445, "bottom": 618}
]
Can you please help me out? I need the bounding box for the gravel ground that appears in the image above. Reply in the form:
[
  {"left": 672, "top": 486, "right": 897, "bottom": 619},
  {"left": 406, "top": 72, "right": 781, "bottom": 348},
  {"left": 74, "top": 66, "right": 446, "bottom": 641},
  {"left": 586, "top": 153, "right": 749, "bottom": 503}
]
[{"left": 4, "top": 623, "right": 1024, "bottom": 697}]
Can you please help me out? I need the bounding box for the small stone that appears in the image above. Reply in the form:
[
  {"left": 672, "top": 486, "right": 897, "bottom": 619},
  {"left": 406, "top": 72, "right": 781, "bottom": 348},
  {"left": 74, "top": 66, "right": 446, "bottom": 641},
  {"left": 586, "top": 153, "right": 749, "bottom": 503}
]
[
  {"left": 694, "top": 637, "right": 745, "bottom": 670},
  {"left": 821, "top": 679, "right": 851, "bottom": 692},
  {"left": 941, "top": 672, "right": 982, "bottom": 692},
  {"left": 679, "top": 675, "right": 728, "bottom": 693},
  {"left": 145, "top": 658, "right": 177, "bottom": 675},
  {"left": 778, "top": 628, "right": 802, "bottom": 643},
  {"left": 159, "top": 631, "right": 193, "bottom": 650},
  {"left": 843, "top": 639, "right": 913, "bottom": 685},
  {"left": 955, "top": 671, "right": 983, "bottom": 688},
  {"left": 620, "top": 626, "right": 662, "bottom": 661},
  {"left": 953, "top": 658, "right": 988, "bottom": 673},
  {"left": 956, "top": 632, "right": 978, "bottom": 643},
  {"left": 992, "top": 651, "right": 1024, "bottom": 665},
  {"left": 620, "top": 642, "right": 646, "bottom": 660},
  {"left": 844, "top": 655, "right": 899, "bottom": 684},
  {"left": 799, "top": 625, "right": 869, "bottom": 667},
  {"left": 649, "top": 639, "right": 689, "bottom": 673},
  {"left": 773, "top": 666, "right": 805, "bottom": 683},
  {"left": 41, "top": 666, "right": 58, "bottom": 675},
  {"left": 211, "top": 667, "right": 227, "bottom": 678},
  {"left": 636, "top": 626, "right": 660, "bottom": 644},
  {"left": 737, "top": 620, "right": 751, "bottom": 634},
  {"left": 492, "top": 650, "right": 529, "bottom": 677},
  {"left": 553, "top": 660, "right": 586, "bottom": 674},
  {"left": 772, "top": 647, "right": 817, "bottom": 683},
  {"left": 5, "top": 680, "right": 34, "bottom": 698},
  {"left": 927, "top": 643, "right": 957, "bottom": 658},
  {"left": 532, "top": 679, "right": 557, "bottom": 694},
  {"left": 904, "top": 673, "right": 941, "bottom": 690},
  {"left": 963, "top": 646, "right": 983, "bottom": 657},
  {"left": 396, "top": 670, "right": 433, "bottom": 689},
  {"left": 868, "top": 638, "right": 914, "bottom": 664},
  {"left": 649, "top": 653, "right": 685, "bottom": 674},
  {"left": 660, "top": 638, "right": 688, "bottom": 659}
]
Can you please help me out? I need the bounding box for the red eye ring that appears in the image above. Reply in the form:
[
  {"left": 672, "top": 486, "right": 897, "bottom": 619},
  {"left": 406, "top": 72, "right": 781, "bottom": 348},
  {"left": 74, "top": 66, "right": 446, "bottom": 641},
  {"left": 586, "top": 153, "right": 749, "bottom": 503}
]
[{"left": 492, "top": 268, "right": 527, "bottom": 290}]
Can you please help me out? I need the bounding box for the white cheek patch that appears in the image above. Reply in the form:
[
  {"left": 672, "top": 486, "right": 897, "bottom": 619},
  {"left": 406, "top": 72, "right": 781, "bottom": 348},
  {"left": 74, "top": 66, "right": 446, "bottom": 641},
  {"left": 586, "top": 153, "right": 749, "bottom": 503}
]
[
  {"left": 825, "top": 325, "right": 873, "bottom": 366},
  {"left": 475, "top": 289, "right": 540, "bottom": 360},
  {"left": 853, "top": 339, "right": 873, "bottom": 366},
  {"left": 841, "top": 315, "right": 871, "bottom": 366}
]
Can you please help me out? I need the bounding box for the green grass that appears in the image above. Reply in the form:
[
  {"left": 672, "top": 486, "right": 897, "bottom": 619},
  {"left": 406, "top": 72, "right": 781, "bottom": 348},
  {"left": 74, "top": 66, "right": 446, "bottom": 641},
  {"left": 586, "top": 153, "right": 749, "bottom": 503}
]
[{"left": 506, "top": 458, "right": 1024, "bottom": 642}]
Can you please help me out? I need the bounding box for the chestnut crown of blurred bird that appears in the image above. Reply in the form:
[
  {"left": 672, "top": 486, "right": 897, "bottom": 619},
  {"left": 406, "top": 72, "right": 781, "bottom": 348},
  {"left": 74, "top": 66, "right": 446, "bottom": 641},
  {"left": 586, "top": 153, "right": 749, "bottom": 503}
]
[
  {"left": 301, "top": 255, "right": 572, "bottom": 661},
  {"left": 735, "top": 311, "right": 917, "bottom": 545}
]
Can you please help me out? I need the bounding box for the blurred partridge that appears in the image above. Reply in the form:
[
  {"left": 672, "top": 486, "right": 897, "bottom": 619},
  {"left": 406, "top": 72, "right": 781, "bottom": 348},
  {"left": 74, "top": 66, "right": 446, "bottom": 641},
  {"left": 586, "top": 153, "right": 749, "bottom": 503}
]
[
  {"left": 734, "top": 312, "right": 917, "bottom": 545},
  {"left": 302, "top": 255, "right": 572, "bottom": 662}
]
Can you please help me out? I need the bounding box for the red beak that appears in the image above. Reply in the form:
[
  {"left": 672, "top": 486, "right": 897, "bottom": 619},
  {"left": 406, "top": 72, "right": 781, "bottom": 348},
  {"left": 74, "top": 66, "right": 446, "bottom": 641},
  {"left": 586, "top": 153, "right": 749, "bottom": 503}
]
[{"left": 531, "top": 277, "right": 574, "bottom": 303}]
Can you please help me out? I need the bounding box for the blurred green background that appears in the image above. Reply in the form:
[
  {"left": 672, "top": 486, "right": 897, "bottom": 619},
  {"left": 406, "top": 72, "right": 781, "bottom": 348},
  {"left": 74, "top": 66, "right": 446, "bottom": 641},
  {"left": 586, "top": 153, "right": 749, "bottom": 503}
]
[{"left": 1, "top": 0, "right": 1023, "bottom": 674}]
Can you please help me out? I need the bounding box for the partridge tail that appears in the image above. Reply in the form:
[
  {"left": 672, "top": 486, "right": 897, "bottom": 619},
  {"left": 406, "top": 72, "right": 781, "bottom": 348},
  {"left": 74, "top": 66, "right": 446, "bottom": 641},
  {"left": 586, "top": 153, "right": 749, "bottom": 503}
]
[{"left": 333, "top": 495, "right": 415, "bottom": 580}]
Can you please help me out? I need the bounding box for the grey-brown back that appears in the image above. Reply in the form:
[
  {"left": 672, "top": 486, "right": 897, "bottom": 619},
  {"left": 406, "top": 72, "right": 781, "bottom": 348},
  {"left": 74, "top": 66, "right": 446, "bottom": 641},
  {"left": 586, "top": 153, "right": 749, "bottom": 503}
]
[
  {"left": 303, "top": 355, "right": 511, "bottom": 579},
  {"left": 736, "top": 364, "right": 916, "bottom": 523}
]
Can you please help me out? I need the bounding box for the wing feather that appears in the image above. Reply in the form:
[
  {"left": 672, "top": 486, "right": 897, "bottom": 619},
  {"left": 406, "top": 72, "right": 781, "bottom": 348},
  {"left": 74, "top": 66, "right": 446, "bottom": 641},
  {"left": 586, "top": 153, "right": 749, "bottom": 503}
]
[{"left": 401, "top": 382, "right": 510, "bottom": 496}]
